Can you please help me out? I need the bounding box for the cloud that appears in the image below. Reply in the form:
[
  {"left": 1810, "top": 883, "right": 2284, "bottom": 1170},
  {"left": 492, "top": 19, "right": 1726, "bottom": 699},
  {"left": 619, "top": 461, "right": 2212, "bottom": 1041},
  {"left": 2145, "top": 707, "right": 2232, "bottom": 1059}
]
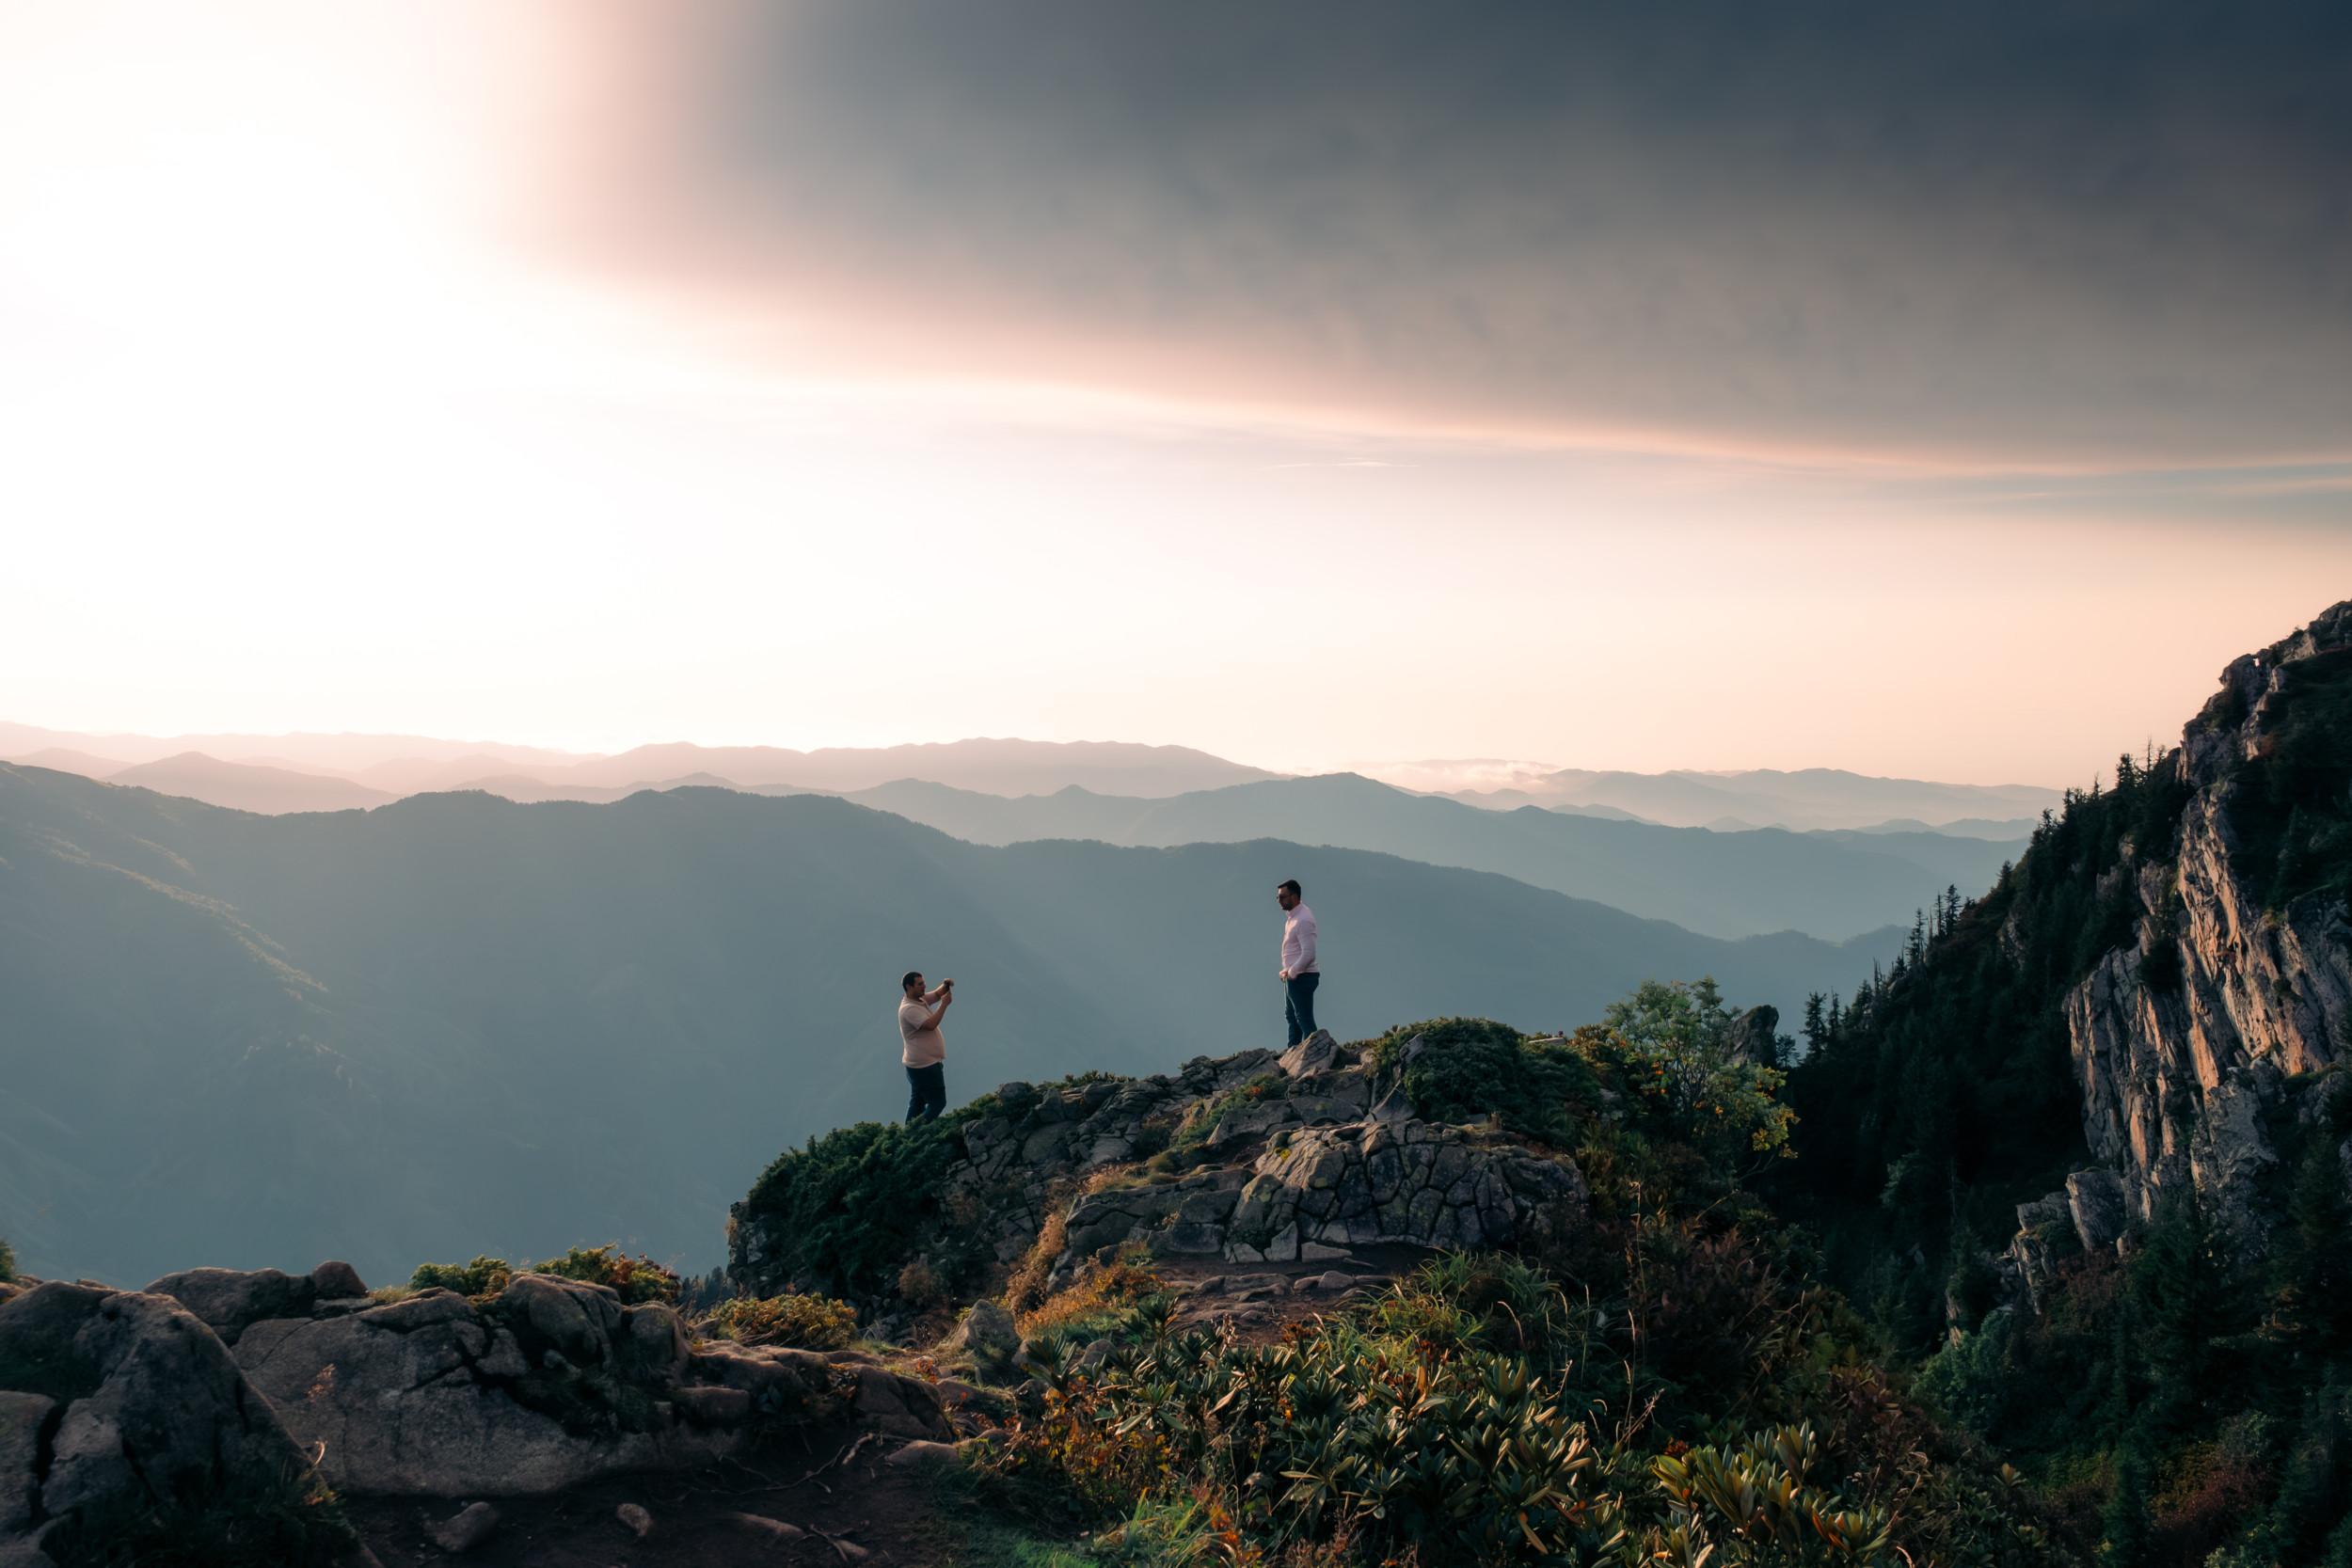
[{"left": 553, "top": 0, "right": 2352, "bottom": 472}]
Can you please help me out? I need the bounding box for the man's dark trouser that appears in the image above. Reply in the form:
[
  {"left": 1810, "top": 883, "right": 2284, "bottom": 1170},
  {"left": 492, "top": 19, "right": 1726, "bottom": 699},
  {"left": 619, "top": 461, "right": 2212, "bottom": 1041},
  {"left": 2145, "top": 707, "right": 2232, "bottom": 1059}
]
[
  {"left": 905, "top": 1063, "right": 946, "bottom": 1123},
  {"left": 1284, "top": 972, "right": 1321, "bottom": 1048}
]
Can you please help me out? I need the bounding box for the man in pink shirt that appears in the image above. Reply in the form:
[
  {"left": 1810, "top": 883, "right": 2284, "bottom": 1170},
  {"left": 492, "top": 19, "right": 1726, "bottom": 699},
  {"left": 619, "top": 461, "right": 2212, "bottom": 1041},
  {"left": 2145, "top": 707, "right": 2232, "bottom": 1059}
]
[
  {"left": 898, "top": 970, "right": 953, "bottom": 1122},
  {"left": 1276, "top": 879, "right": 1320, "bottom": 1046}
]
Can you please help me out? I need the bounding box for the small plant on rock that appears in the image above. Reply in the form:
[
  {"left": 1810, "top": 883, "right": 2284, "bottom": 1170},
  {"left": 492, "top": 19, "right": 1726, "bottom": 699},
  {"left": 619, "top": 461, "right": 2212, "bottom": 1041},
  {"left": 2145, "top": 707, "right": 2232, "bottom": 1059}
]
[
  {"left": 408, "top": 1255, "right": 512, "bottom": 1298},
  {"left": 701, "top": 1292, "right": 859, "bottom": 1350},
  {"left": 533, "top": 1243, "right": 682, "bottom": 1305}
]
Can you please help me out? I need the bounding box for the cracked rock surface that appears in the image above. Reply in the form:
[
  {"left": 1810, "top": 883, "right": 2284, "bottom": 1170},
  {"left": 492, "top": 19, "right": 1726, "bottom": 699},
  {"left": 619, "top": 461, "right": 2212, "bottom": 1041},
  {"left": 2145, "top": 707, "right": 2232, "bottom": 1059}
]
[{"left": 0, "top": 1282, "right": 311, "bottom": 1567}]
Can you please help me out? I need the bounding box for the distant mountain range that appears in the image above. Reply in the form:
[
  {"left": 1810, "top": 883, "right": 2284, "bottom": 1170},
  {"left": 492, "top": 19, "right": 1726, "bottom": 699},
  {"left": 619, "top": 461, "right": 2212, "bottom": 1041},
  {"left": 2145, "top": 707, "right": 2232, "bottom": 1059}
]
[
  {"left": 0, "top": 763, "right": 1896, "bottom": 1285},
  {"left": 0, "top": 730, "right": 2032, "bottom": 942},
  {"left": 0, "top": 725, "right": 1275, "bottom": 800},
  {"left": 819, "top": 775, "right": 2022, "bottom": 942},
  {"left": 2, "top": 722, "right": 2059, "bottom": 832},
  {"left": 1434, "top": 765, "right": 2058, "bottom": 832}
]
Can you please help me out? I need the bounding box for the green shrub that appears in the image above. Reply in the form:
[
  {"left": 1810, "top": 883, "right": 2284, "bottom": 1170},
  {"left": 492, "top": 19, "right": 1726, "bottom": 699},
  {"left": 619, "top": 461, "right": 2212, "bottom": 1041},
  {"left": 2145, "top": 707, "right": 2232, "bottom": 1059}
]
[
  {"left": 0, "top": 1235, "right": 14, "bottom": 1282},
  {"left": 1595, "top": 978, "right": 1798, "bottom": 1170},
  {"left": 738, "top": 1114, "right": 975, "bottom": 1303},
  {"left": 532, "top": 1243, "right": 681, "bottom": 1305},
  {"left": 981, "top": 1268, "right": 1902, "bottom": 1564},
  {"left": 702, "top": 1292, "right": 859, "bottom": 1350},
  {"left": 409, "top": 1245, "right": 680, "bottom": 1305},
  {"left": 1369, "top": 1016, "right": 1597, "bottom": 1143},
  {"left": 408, "top": 1255, "right": 511, "bottom": 1297}
]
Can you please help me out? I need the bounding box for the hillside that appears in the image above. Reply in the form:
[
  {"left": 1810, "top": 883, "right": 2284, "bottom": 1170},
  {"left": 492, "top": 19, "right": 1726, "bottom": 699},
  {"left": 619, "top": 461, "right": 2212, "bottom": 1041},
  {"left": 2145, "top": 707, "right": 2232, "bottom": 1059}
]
[
  {"left": 0, "top": 766, "right": 1890, "bottom": 1287},
  {"left": 1784, "top": 600, "right": 2352, "bottom": 1564},
  {"left": 839, "top": 772, "right": 2023, "bottom": 941}
]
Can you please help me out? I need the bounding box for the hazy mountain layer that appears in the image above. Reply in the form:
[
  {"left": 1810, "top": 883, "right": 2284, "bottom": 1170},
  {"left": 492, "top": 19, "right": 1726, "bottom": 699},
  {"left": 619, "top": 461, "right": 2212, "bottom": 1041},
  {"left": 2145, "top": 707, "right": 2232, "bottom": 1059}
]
[
  {"left": 1446, "top": 765, "right": 2060, "bottom": 832},
  {"left": 106, "top": 752, "right": 398, "bottom": 814},
  {"left": 831, "top": 774, "right": 2023, "bottom": 942},
  {"left": 0, "top": 765, "right": 1892, "bottom": 1286},
  {"left": 546, "top": 737, "right": 1277, "bottom": 795}
]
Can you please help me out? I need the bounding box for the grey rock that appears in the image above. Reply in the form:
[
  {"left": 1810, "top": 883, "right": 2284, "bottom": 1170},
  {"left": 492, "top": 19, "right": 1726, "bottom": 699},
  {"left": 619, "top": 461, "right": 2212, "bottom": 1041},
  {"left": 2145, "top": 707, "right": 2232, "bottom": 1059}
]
[
  {"left": 235, "top": 1281, "right": 733, "bottom": 1497},
  {"left": 309, "top": 1260, "right": 368, "bottom": 1300},
  {"left": 616, "top": 1501, "right": 654, "bottom": 1538},
  {"left": 501, "top": 1273, "right": 620, "bottom": 1367},
  {"left": 427, "top": 1501, "right": 500, "bottom": 1554},
  {"left": 1278, "top": 1030, "right": 1341, "bottom": 1079},
  {"left": 0, "top": 1392, "right": 55, "bottom": 1538},
  {"left": 2066, "top": 1168, "right": 2129, "bottom": 1253},
  {"left": 2, "top": 1283, "right": 310, "bottom": 1538},
  {"left": 941, "top": 1300, "right": 1020, "bottom": 1378},
  {"left": 140, "top": 1267, "right": 314, "bottom": 1346},
  {"left": 850, "top": 1367, "right": 949, "bottom": 1440}
]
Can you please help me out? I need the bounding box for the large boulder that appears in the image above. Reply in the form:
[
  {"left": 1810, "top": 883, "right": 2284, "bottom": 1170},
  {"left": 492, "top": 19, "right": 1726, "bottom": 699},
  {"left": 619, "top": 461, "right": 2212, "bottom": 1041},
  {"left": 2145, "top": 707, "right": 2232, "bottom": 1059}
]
[
  {"left": 232, "top": 1276, "right": 723, "bottom": 1497},
  {"left": 0, "top": 1283, "right": 331, "bottom": 1566},
  {"left": 143, "top": 1266, "right": 316, "bottom": 1347}
]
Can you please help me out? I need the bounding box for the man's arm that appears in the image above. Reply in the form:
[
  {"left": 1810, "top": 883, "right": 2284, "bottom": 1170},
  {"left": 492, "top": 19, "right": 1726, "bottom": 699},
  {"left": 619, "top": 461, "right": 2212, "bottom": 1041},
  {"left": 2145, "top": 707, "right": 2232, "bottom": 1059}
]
[{"left": 913, "top": 991, "right": 953, "bottom": 1032}]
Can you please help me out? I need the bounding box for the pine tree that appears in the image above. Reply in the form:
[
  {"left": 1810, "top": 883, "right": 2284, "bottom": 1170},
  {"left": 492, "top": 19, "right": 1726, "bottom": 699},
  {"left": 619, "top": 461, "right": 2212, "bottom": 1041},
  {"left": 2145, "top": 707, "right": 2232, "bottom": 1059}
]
[{"left": 2134, "top": 1190, "right": 2233, "bottom": 1433}]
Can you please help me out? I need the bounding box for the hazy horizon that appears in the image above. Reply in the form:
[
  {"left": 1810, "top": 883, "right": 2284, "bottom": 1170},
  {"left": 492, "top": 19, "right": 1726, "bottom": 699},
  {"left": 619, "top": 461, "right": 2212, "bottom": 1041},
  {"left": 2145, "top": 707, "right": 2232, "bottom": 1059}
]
[{"left": 3, "top": 716, "right": 2084, "bottom": 795}]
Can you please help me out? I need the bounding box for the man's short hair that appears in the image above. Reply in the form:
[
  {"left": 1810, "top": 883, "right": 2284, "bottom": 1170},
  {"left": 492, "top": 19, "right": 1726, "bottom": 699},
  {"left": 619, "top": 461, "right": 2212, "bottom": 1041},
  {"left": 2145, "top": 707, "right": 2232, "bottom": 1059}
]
[
  {"left": 1277, "top": 879, "right": 1302, "bottom": 897},
  {"left": 901, "top": 970, "right": 924, "bottom": 993}
]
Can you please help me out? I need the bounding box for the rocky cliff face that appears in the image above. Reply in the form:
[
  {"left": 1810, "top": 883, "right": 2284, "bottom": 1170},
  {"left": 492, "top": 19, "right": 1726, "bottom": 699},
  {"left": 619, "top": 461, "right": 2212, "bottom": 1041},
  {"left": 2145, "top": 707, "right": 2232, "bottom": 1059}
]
[{"left": 2015, "top": 603, "right": 2352, "bottom": 1278}]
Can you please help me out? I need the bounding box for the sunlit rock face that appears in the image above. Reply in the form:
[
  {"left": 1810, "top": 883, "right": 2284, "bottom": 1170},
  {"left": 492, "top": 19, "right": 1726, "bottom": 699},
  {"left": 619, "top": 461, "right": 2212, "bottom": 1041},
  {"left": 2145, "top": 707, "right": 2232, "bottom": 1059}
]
[{"left": 2059, "top": 604, "right": 2352, "bottom": 1253}]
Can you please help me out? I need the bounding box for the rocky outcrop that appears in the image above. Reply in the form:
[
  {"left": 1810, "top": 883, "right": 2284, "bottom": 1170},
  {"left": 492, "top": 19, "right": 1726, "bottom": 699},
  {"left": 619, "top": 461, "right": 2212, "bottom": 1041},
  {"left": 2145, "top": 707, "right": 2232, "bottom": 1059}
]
[
  {"left": 0, "top": 1282, "right": 327, "bottom": 1567},
  {"left": 2041, "top": 602, "right": 2352, "bottom": 1264},
  {"left": 127, "top": 1266, "right": 951, "bottom": 1498},
  {"left": 732, "top": 1031, "right": 1595, "bottom": 1299}
]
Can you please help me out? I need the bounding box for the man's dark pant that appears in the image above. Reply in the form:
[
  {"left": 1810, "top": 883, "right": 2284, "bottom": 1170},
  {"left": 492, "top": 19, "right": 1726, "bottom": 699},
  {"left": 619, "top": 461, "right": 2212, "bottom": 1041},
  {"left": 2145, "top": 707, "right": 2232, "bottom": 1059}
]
[
  {"left": 905, "top": 1063, "right": 946, "bottom": 1123},
  {"left": 1283, "top": 972, "right": 1320, "bottom": 1047}
]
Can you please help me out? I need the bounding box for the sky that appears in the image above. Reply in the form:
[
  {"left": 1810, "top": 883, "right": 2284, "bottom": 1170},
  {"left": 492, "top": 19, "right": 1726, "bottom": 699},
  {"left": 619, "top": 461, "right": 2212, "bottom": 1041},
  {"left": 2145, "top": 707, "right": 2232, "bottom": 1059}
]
[{"left": 2, "top": 1, "right": 2347, "bottom": 786}]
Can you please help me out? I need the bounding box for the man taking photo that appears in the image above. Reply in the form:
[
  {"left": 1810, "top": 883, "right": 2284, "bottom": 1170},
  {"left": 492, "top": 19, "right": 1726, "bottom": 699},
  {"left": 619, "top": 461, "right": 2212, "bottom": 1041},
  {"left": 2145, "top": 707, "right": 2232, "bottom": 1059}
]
[{"left": 898, "top": 971, "right": 953, "bottom": 1122}]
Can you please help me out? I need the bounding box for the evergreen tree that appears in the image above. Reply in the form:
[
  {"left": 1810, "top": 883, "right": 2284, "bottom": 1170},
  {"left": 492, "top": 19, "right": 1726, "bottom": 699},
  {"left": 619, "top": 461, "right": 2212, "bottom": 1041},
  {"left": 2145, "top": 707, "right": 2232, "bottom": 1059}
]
[{"left": 2133, "top": 1191, "right": 2233, "bottom": 1434}]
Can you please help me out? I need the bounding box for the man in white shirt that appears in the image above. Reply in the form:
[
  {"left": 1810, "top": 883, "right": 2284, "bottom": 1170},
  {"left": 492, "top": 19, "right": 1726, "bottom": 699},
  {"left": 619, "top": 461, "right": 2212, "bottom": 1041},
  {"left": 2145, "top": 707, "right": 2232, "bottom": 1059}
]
[
  {"left": 1275, "top": 879, "right": 1320, "bottom": 1047},
  {"left": 898, "top": 970, "right": 953, "bottom": 1122}
]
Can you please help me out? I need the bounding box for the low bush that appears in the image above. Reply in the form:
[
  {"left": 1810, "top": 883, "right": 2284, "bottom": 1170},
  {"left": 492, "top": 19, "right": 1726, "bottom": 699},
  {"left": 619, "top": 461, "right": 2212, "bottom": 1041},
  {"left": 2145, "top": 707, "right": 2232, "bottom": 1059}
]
[
  {"left": 971, "top": 1253, "right": 2061, "bottom": 1567},
  {"left": 408, "top": 1244, "right": 680, "bottom": 1305},
  {"left": 532, "top": 1243, "right": 682, "bottom": 1305},
  {"left": 1369, "top": 1016, "right": 1597, "bottom": 1143},
  {"left": 738, "top": 1114, "right": 981, "bottom": 1305},
  {"left": 1016, "top": 1249, "right": 1168, "bottom": 1354},
  {"left": 0, "top": 1235, "right": 14, "bottom": 1281},
  {"left": 408, "top": 1255, "right": 511, "bottom": 1297},
  {"left": 701, "top": 1292, "right": 859, "bottom": 1350}
]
